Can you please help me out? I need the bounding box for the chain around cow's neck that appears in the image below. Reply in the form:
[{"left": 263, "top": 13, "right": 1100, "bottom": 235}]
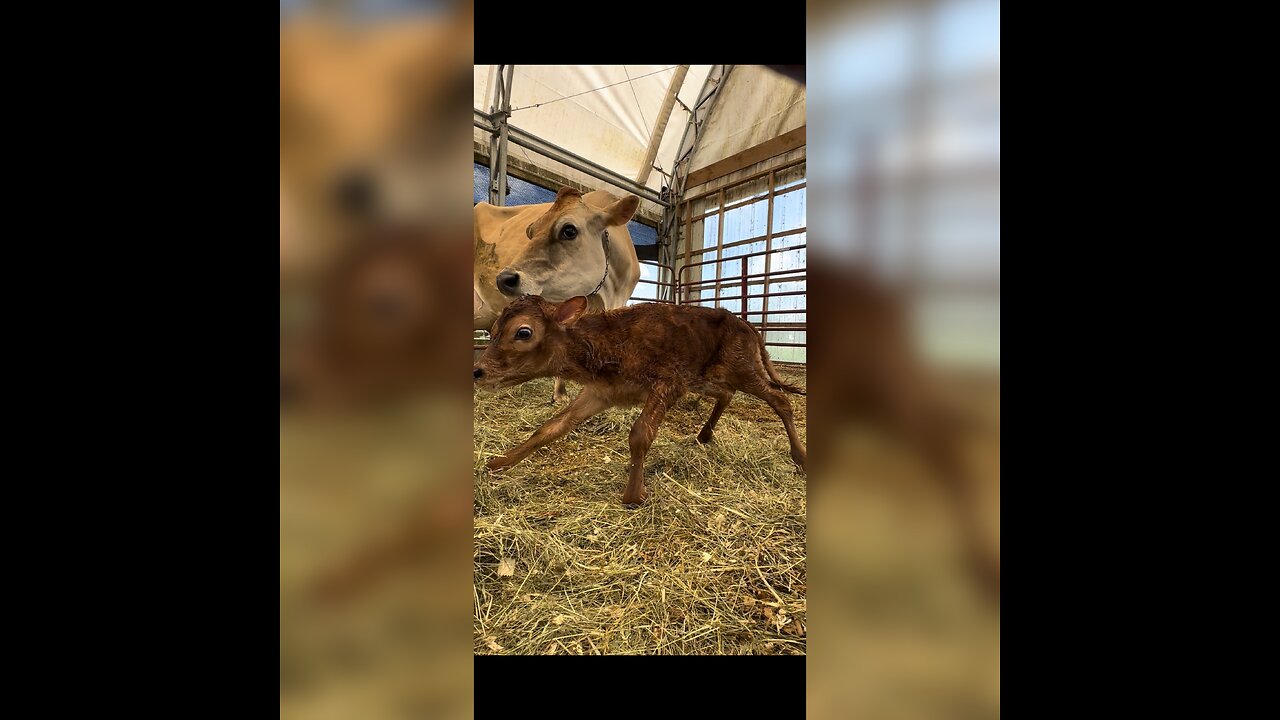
[{"left": 589, "top": 230, "right": 610, "bottom": 297}]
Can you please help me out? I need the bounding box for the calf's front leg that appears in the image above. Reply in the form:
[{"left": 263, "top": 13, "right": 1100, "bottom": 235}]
[
  {"left": 486, "top": 386, "right": 611, "bottom": 472},
  {"left": 622, "top": 384, "right": 680, "bottom": 506}
]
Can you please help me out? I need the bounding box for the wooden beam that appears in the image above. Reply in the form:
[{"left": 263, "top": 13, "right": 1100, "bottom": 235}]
[
  {"left": 685, "top": 125, "right": 806, "bottom": 188},
  {"left": 682, "top": 157, "right": 806, "bottom": 205},
  {"left": 635, "top": 65, "right": 690, "bottom": 185}
]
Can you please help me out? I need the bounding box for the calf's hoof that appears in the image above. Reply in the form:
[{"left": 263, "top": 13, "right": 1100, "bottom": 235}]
[
  {"left": 696, "top": 429, "right": 714, "bottom": 444},
  {"left": 486, "top": 457, "right": 512, "bottom": 472},
  {"left": 620, "top": 490, "right": 647, "bottom": 507}
]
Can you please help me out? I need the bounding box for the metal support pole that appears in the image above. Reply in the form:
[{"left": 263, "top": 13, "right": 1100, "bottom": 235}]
[
  {"left": 487, "top": 65, "right": 513, "bottom": 205},
  {"left": 486, "top": 67, "right": 501, "bottom": 204},
  {"left": 658, "top": 193, "right": 675, "bottom": 298},
  {"left": 496, "top": 64, "right": 514, "bottom": 202}
]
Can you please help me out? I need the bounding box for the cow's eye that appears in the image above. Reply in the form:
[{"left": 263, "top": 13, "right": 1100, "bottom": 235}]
[
  {"left": 515, "top": 326, "right": 533, "bottom": 340},
  {"left": 560, "top": 225, "right": 578, "bottom": 240}
]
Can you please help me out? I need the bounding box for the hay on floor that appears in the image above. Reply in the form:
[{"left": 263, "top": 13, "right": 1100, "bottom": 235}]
[{"left": 473, "top": 368, "right": 808, "bottom": 655}]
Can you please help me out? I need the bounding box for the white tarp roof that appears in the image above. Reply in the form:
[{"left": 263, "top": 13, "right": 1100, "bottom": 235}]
[
  {"left": 474, "top": 65, "right": 713, "bottom": 193},
  {"left": 686, "top": 67, "right": 806, "bottom": 174}
]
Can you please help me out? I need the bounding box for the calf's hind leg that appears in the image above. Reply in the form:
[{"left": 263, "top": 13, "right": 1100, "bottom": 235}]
[
  {"left": 744, "top": 384, "right": 807, "bottom": 472},
  {"left": 622, "top": 384, "right": 681, "bottom": 506},
  {"left": 697, "top": 391, "right": 734, "bottom": 444}
]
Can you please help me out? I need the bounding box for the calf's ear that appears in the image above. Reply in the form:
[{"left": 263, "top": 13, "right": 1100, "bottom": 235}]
[{"left": 554, "top": 296, "right": 590, "bottom": 327}]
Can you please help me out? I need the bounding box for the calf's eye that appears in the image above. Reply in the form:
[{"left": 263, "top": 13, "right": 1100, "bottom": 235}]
[
  {"left": 560, "top": 225, "right": 577, "bottom": 240},
  {"left": 515, "top": 327, "right": 533, "bottom": 340}
]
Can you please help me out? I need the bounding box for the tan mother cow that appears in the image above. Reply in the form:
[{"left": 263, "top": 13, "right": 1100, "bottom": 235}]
[{"left": 474, "top": 186, "right": 642, "bottom": 402}]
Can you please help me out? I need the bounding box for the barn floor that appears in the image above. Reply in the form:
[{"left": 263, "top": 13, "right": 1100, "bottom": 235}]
[{"left": 473, "top": 367, "right": 810, "bottom": 655}]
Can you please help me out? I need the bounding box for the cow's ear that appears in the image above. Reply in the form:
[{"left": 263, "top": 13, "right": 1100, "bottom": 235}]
[
  {"left": 602, "top": 195, "right": 640, "bottom": 227},
  {"left": 553, "top": 296, "right": 589, "bottom": 327},
  {"left": 526, "top": 223, "right": 535, "bottom": 239}
]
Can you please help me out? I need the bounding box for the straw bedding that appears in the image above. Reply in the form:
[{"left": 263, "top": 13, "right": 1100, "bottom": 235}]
[{"left": 473, "top": 367, "right": 808, "bottom": 655}]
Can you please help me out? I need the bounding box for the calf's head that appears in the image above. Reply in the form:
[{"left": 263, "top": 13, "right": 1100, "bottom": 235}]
[
  {"left": 495, "top": 187, "right": 639, "bottom": 299},
  {"left": 473, "top": 295, "right": 589, "bottom": 390}
]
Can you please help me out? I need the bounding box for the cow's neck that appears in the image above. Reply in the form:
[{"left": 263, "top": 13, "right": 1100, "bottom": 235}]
[{"left": 587, "top": 230, "right": 611, "bottom": 299}]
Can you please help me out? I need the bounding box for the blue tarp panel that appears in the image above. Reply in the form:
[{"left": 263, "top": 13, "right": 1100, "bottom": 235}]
[
  {"left": 474, "top": 164, "right": 658, "bottom": 260},
  {"left": 473, "top": 164, "right": 559, "bottom": 207}
]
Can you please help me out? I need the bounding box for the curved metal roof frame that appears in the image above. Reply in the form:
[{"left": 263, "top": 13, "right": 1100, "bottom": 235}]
[{"left": 659, "top": 64, "right": 732, "bottom": 265}]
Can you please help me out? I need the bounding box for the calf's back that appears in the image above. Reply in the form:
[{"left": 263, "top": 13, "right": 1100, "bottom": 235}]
[{"left": 567, "top": 303, "right": 760, "bottom": 384}]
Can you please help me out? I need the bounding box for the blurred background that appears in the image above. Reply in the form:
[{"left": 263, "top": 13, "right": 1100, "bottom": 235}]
[
  {"left": 808, "top": 0, "right": 1000, "bottom": 717},
  {"left": 280, "top": 1, "right": 474, "bottom": 718}
]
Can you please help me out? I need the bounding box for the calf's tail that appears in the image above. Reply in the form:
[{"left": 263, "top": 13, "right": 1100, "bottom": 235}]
[{"left": 755, "top": 329, "right": 806, "bottom": 395}]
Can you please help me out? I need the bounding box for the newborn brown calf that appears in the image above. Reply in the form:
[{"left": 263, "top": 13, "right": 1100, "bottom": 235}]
[{"left": 474, "top": 295, "right": 807, "bottom": 505}]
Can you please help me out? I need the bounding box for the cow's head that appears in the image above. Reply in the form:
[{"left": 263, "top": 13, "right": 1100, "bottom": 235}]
[
  {"left": 473, "top": 295, "right": 588, "bottom": 391},
  {"left": 495, "top": 187, "right": 639, "bottom": 299}
]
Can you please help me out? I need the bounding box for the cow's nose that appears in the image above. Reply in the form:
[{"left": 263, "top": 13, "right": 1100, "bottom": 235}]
[
  {"left": 496, "top": 271, "right": 521, "bottom": 296},
  {"left": 333, "top": 169, "right": 376, "bottom": 216},
  {"left": 473, "top": 367, "right": 484, "bottom": 380}
]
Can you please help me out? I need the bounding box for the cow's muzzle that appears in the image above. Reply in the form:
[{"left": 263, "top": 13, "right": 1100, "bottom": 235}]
[{"left": 496, "top": 270, "right": 521, "bottom": 297}]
